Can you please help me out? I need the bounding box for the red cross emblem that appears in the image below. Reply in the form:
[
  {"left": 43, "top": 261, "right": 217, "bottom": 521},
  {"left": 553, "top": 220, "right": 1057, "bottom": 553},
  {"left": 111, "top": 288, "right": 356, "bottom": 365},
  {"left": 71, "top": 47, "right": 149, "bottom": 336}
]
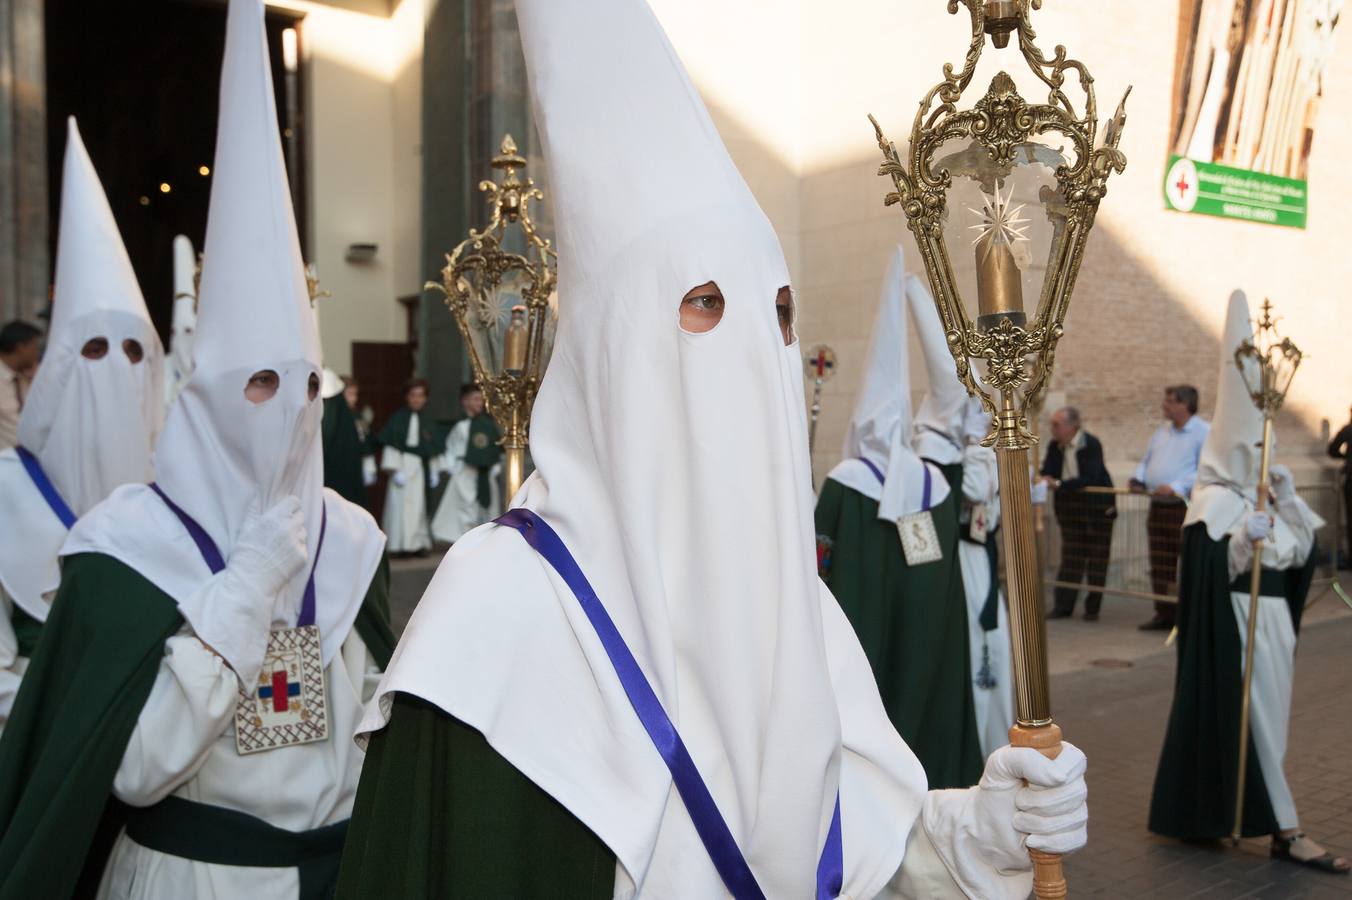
[{"left": 258, "top": 667, "right": 300, "bottom": 713}]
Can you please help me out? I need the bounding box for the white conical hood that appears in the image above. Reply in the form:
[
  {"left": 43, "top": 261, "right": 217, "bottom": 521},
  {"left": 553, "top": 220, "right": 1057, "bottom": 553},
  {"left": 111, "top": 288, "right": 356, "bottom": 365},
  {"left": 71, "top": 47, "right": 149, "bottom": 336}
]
[
  {"left": 65, "top": 0, "right": 380, "bottom": 676},
  {"left": 359, "top": 0, "right": 925, "bottom": 895},
  {"left": 1, "top": 118, "right": 163, "bottom": 622},
  {"left": 164, "top": 234, "right": 197, "bottom": 403},
  {"left": 1187, "top": 290, "right": 1266, "bottom": 538},
  {"left": 910, "top": 274, "right": 971, "bottom": 464},
  {"left": 153, "top": 0, "right": 325, "bottom": 627},
  {"left": 831, "top": 244, "right": 950, "bottom": 518},
  {"left": 842, "top": 246, "right": 910, "bottom": 474},
  {"left": 16, "top": 117, "right": 163, "bottom": 515}
]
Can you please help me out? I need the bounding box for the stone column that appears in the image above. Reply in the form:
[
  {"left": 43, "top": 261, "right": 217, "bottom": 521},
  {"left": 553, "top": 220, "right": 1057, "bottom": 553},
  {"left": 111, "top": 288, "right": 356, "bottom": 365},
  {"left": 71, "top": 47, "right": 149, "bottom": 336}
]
[
  {"left": 0, "top": 0, "right": 48, "bottom": 324},
  {"left": 418, "top": 0, "right": 546, "bottom": 423}
]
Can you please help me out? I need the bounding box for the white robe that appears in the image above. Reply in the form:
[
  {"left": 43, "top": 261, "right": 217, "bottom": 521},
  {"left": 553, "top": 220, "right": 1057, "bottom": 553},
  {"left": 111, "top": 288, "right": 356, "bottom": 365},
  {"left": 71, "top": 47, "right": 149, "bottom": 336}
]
[
  {"left": 430, "top": 419, "right": 501, "bottom": 544},
  {"left": 0, "top": 589, "right": 31, "bottom": 733},
  {"left": 1222, "top": 495, "right": 1316, "bottom": 832},
  {"left": 97, "top": 627, "right": 379, "bottom": 899},
  {"left": 957, "top": 445, "right": 1015, "bottom": 761},
  {"left": 0, "top": 448, "right": 71, "bottom": 732},
  {"left": 380, "top": 413, "right": 431, "bottom": 553}
]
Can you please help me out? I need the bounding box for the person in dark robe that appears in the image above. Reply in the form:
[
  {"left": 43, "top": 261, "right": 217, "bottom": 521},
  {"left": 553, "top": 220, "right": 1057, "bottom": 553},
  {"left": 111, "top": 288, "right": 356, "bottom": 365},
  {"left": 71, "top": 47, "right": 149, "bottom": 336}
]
[
  {"left": 1149, "top": 290, "right": 1347, "bottom": 875},
  {"left": 320, "top": 369, "right": 369, "bottom": 510},
  {"left": 1040, "top": 407, "right": 1116, "bottom": 620}
]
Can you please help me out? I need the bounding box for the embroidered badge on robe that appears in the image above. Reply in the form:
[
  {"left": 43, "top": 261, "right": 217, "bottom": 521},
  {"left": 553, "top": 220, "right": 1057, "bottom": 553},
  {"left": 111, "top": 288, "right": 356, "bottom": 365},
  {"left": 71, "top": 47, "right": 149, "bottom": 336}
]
[
  {"left": 815, "top": 534, "right": 834, "bottom": 578},
  {"left": 234, "top": 625, "right": 328, "bottom": 754},
  {"left": 968, "top": 503, "right": 989, "bottom": 543},
  {"left": 896, "top": 510, "right": 943, "bottom": 566}
]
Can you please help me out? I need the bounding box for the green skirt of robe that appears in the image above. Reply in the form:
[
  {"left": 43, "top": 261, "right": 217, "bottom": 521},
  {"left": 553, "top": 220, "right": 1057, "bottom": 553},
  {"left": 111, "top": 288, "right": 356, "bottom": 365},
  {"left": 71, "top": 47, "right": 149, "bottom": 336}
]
[
  {"left": 0, "top": 552, "right": 393, "bottom": 900},
  {"left": 323, "top": 394, "right": 372, "bottom": 510},
  {"left": 1148, "top": 522, "right": 1315, "bottom": 839},
  {"left": 814, "top": 462, "right": 983, "bottom": 790},
  {"left": 336, "top": 693, "right": 617, "bottom": 899}
]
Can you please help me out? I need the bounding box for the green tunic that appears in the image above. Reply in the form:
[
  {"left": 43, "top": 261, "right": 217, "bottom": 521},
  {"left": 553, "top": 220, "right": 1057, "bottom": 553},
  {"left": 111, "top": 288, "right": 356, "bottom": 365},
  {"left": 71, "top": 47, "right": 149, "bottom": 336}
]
[
  {"left": 814, "top": 462, "right": 983, "bottom": 789},
  {"left": 336, "top": 693, "right": 616, "bottom": 899},
  {"left": 1148, "top": 522, "right": 1315, "bottom": 839},
  {"left": 0, "top": 553, "right": 393, "bottom": 900},
  {"left": 377, "top": 408, "right": 445, "bottom": 487},
  {"left": 322, "top": 395, "right": 370, "bottom": 510}
]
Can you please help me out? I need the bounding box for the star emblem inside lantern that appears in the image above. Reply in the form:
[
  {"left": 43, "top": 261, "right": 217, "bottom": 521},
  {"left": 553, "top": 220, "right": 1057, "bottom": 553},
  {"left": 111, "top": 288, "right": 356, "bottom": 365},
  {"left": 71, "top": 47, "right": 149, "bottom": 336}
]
[{"left": 968, "top": 182, "right": 1030, "bottom": 253}]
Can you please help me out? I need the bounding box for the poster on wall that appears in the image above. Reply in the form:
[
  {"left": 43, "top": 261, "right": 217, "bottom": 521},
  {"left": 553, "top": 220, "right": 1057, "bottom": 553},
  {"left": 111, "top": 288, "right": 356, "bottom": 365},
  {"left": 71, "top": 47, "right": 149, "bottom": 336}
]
[{"left": 1164, "top": 0, "right": 1342, "bottom": 228}]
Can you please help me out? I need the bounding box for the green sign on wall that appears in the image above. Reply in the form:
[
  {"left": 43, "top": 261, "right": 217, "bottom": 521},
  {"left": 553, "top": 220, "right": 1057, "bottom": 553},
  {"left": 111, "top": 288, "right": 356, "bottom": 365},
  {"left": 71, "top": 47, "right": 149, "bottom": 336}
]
[{"left": 1163, "top": 155, "right": 1307, "bottom": 229}]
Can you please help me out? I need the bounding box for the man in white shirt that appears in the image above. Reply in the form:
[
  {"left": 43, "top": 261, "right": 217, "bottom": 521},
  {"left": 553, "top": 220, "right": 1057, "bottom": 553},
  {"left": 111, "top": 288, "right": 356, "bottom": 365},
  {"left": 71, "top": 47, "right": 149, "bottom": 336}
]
[
  {"left": 0, "top": 322, "right": 41, "bottom": 451},
  {"left": 1131, "top": 385, "right": 1210, "bottom": 630}
]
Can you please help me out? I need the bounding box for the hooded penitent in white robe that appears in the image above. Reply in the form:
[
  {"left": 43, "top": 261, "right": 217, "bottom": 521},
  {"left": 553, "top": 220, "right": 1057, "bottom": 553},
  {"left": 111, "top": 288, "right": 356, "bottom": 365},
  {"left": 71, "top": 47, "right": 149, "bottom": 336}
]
[
  {"left": 908, "top": 276, "right": 1015, "bottom": 762},
  {"left": 0, "top": 118, "right": 163, "bottom": 727},
  {"left": 958, "top": 394, "right": 1015, "bottom": 760},
  {"left": 352, "top": 1, "right": 1089, "bottom": 896},
  {"left": 163, "top": 235, "right": 197, "bottom": 411},
  {"left": 61, "top": 2, "right": 385, "bottom": 895},
  {"left": 1177, "top": 290, "right": 1319, "bottom": 830},
  {"left": 826, "top": 247, "right": 952, "bottom": 521}
]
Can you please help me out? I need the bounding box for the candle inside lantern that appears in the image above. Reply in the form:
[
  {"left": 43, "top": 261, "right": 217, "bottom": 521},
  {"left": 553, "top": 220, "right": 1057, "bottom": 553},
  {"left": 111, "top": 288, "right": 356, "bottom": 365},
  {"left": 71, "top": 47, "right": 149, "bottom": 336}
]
[
  {"left": 971, "top": 182, "right": 1028, "bottom": 331},
  {"left": 975, "top": 228, "right": 1025, "bottom": 329},
  {"left": 503, "top": 304, "right": 529, "bottom": 374}
]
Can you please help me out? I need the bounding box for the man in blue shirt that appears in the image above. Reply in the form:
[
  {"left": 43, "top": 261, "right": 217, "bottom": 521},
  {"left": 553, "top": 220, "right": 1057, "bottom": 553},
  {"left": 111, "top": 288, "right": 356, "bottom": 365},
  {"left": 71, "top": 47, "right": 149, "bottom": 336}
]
[{"left": 1130, "top": 385, "right": 1210, "bottom": 630}]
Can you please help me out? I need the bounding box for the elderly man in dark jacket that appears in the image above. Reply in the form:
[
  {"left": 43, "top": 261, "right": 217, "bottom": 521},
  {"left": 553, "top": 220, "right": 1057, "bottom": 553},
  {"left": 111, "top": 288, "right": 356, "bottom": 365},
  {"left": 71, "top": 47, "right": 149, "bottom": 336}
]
[{"left": 1041, "top": 407, "right": 1116, "bottom": 620}]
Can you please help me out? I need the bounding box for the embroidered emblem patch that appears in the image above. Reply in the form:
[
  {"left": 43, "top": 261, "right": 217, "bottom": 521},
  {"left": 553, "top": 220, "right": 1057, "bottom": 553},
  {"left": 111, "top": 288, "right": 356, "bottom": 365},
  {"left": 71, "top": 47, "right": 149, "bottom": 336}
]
[
  {"left": 969, "top": 503, "right": 989, "bottom": 543},
  {"left": 234, "top": 625, "right": 328, "bottom": 755},
  {"left": 896, "top": 510, "right": 943, "bottom": 566},
  {"left": 472, "top": 432, "right": 489, "bottom": 449},
  {"left": 816, "top": 534, "right": 834, "bottom": 578}
]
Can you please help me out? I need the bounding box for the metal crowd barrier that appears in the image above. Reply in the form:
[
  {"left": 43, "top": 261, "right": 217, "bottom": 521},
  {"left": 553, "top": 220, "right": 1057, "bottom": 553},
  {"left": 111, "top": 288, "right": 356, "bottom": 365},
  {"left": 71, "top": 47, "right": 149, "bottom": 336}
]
[{"left": 1035, "top": 480, "right": 1344, "bottom": 609}]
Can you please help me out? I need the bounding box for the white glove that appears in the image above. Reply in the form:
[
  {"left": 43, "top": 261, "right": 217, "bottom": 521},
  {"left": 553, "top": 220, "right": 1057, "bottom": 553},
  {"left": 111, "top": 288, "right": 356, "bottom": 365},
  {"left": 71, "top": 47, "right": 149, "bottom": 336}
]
[
  {"left": 229, "top": 497, "right": 309, "bottom": 597},
  {"left": 1245, "top": 511, "right": 1273, "bottom": 543},
  {"left": 179, "top": 497, "right": 308, "bottom": 686},
  {"left": 1267, "top": 464, "right": 1296, "bottom": 507},
  {"left": 921, "top": 742, "right": 1088, "bottom": 898},
  {"left": 362, "top": 457, "right": 378, "bottom": 487},
  {"left": 430, "top": 470, "right": 443, "bottom": 490},
  {"left": 392, "top": 470, "right": 408, "bottom": 488}
]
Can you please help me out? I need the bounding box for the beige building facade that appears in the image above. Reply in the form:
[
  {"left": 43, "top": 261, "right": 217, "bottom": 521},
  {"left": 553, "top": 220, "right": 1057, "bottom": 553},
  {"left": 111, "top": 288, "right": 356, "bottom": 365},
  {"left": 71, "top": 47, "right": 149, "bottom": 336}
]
[{"left": 644, "top": 0, "right": 1350, "bottom": 487}]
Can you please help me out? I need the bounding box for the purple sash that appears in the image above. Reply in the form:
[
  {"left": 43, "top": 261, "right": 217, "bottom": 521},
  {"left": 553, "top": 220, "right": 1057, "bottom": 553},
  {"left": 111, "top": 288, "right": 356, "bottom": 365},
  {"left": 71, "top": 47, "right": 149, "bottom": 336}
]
[
  {"left": 15, "top": 446, "right": 76, "bottom": 529},
  {"left": 855, "top": 456, "right": 934, "bottom": 510},
  {"left": 495, "top": 507, "right": 843, "bottom": 900}
]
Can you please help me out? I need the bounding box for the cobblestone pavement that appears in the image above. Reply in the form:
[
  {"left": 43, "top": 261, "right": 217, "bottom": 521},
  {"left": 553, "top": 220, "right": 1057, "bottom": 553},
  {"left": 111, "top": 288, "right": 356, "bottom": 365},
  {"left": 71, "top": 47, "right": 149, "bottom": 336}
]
[
  {"left": 1057, "top": 610, "right": 1352, "bottom": 898},
  {"left": 391, "top": 555, "right": 1351, "bottom": 897}
]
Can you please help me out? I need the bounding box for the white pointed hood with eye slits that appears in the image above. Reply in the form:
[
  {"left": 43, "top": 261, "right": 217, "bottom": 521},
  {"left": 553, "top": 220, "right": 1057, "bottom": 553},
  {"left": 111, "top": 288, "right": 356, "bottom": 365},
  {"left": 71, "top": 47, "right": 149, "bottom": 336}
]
[
  {"left": 1185, "top": 290, "right": 1322, "bottom": 552},
  {"left": 0, "top": 118, "right": 163, "bottom": 622},
  {"left": 64, "top": 0, "right": 382, "bottom": 670},
  {"left": 828, "top": 245, "right": 951, "bottom": 519},
  {"left": 358, "top": 0, "right": 926, "bottom": 894}
]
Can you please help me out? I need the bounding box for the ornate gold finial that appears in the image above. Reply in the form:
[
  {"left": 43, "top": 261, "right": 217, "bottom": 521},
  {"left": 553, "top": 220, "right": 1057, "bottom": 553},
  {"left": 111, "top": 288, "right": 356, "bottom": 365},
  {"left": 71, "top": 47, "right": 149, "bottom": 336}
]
[
  {"left": 304, "top": 264, "right": 332, "bottom": 308},
  {"left": 426, "top": 134, "right": 558, "bottom": 502}
]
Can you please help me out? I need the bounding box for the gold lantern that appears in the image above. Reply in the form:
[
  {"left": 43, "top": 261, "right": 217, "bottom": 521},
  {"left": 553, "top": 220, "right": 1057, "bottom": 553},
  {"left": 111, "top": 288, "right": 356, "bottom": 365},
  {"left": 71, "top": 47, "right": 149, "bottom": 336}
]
[
  {"left": 1230, "top": 299, "right": 1301, "bottom": 843},
  {"left": 869, "top": 3, "right": 1129, "bottom": 896},
  {"left": 428, "top": 135, "right": 559, "bottom": 502}
]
